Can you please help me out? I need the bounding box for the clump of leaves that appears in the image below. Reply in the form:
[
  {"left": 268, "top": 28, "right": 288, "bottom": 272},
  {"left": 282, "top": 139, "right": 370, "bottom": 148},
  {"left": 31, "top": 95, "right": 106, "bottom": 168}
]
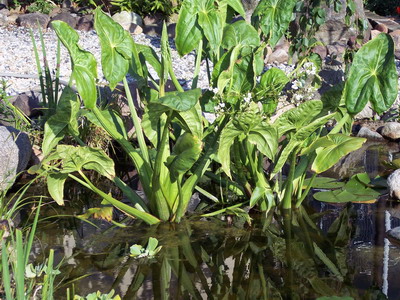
[
  {"left": 74, "top": 290, "right": 121, "bottom": 300},
  {"left": 130, "top": 237, "right": 162, "bottom": 259}
]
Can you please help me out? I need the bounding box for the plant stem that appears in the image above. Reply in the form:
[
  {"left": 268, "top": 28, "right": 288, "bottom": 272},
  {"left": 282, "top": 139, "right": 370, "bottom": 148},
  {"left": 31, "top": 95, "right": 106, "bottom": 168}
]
[
  {"left": 281, "top": 151, "right": 297, "bottom": 209},
  {"left": 151, "top": 113, "right": 173, "bottom": 221},
  {"left": 192, "top": 40, "right": 203, "bottom": 89},
  {"left": 123, "top": 77, "right": 150, "bottom": 164},
  {"left": 296, "top": 173, "right": 317, "bottom": 208}
]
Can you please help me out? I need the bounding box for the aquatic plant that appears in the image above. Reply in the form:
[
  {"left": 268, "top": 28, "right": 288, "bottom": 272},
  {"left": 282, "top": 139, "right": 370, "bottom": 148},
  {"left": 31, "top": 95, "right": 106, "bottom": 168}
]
[{"left": 33, "top": 0, "right": 398, "bottom": 224}]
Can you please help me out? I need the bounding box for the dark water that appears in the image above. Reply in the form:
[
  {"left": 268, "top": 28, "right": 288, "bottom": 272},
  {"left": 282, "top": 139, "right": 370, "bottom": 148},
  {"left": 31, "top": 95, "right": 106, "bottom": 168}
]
[{"left": 27, "top": 140, "right": 400, "bottom": 299}]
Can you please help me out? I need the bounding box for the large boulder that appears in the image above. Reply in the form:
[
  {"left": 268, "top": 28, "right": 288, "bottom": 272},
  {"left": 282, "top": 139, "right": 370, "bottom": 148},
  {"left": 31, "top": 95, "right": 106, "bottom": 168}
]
[
  {"left": 0, "top": 126, "right": 31, "bottom": 192},
  {"left": 314, "top": 0, "right": 369, "bottom": 45},
  {"left": 17, "top": 13, "right": 50, "bottom": 29}
]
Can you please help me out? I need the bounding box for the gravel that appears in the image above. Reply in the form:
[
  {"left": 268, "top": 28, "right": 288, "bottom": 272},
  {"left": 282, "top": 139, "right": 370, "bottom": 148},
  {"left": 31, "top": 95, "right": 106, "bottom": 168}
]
[
  {"left": 0, "top": 25, "right": 211, "bottom": 96},
  {"left": 0, "top": 24, "right": 399, "bottom": 103}
]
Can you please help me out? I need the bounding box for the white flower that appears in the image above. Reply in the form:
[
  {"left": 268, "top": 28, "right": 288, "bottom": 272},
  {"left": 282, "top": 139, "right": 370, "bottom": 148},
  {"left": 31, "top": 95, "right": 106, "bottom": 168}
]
[
  {"left": 243, "top": 92, "right": 252, "bottom": 103},
  {"left": 291, "top": 80, "right": 301, "bottom": 90},
  {"left": 212, "top": 87, "right": 219, "bottom": 94},
  {"left": 293, "top": 94, "right": 303, "bottom": 101}
]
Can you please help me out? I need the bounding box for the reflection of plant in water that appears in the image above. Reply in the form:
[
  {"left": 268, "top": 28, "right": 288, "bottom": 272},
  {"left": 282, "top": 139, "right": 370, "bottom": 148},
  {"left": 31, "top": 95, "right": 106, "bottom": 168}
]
[{"left": 58, "top": 208, "right": 387, "bottom": 299}]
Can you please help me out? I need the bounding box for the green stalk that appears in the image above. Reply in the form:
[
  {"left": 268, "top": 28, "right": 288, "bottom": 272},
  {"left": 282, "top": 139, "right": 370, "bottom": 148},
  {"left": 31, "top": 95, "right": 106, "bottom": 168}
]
[
  {"left": 151, "top": 113, "right": 173, "bottom": 221},
  {"left": 113, "top": 176, "right": 149, "bottom": 212},
  {"left": 15, "top": 229, "right": 25, "bottom": 300},
  {"left": 192, "top": 40, "right": 203, "bottom": 89},
  {"left": 54, "top": 39, "right": 61, "bottom": 106},
  {"left": 281, "top": 151, "right": 297, "bottom": 209},
  {"left": 24, "top": 197, "right": 41, "bottom": 266},
  {"left": 30, "top": 29, "right": 46, "bottom": 107},
  {"left": 180, "top": 115, "right": 230, "bottom": 215},
  {"left": 329, "top": 112, "right": 350, "bottom": 135},
  {"left": 42, "top": 249, "right": 55, "bottom": 299},
  {"left": 2, "top": 240, "right": 12, "bottom": 300},
  {"left": 123, "top": 77, "right": 150, "bottom": 164},
  {"left": 78, "top": 170, "right": 160, "bottom": 225},
  {"left": 38, "top": 26, "right": 54, "bottom": 111},
  {"left": 296, "top": 173, "right": 317, "bottom": 208},
  {"left": 201, "top": 202, "right": 245, "bottom": 217},
  {"left": 91, "top": 105, "right": 153, "bottom": 198}
]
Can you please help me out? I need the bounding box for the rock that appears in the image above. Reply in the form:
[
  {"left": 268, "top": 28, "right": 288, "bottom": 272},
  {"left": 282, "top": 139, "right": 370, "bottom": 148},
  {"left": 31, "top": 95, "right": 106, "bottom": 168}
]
[
  {"left": 390, "top": 30, "right": 400, "bottom": 56},
  {"left": 268, "top": 48, "right": 288, "bottom": 63},
  {"left": 0, "top": 126, "right": 32, "bottom": 192},
  {"left": 387, "top": 226, "right": 400, "bottom": 245},
  {"left": 16, "top": 13, "right": 50, "bottom": 29},
  {"left": 388, "top": 169, "right": 400, "bottom": 199},
  {"left": 326, "top": 42, "right": 347, "bottom": 58},
  {"left": 355, "top": 104, "right": 376, "bottom": 120},
  {"left": 167, "top": 23, "right": 176, "bottom": 38},
  {"left": 129, "top": 24, "right": 143, "bottom": 35},
  {"left": 370, "top": 29, "right": 381, "bottom": 40},
  {"left": 76, "top": 15, "right": 93, "bottom": 31},
  {"left": 8, "top": 92, "right": 41, "bottom": 118},
  {"left": 61, "top": 0, "right": 72, "bottom": 8},
  {"left": 374, "top": 23, "right": 388, "bottom": 33},
  {"left": 0, "top": 8, "right": 9, "bottom": 16},
  {"left": 6, "top": 12, "right": 18, "bottom": 24},
  {"left": 0, "top": 10, "right": 7, "bottom": 26},
  {"left": 112, "top": 11, "right": 133, "bottom": 31},
  {"left": 112, "top": 11, "right": 143, "bottom": 31},
  {"left": 241, "top": 0, "right": 260, "bottom": 23},
  {"left": 49, "top": 12, "right": 77, "bottom": 29},
  {"left": 312, "top": 45, "right": 327, "bottom": 59},
  {"left": 313, "top": 0, "right": 368, "bottom": 45},
  {"left": 356, "top": 126, "right": 385, "bottom": 141},
  {"left": 143, "top": 13, "right": 163, "bottom": 26},
  {"left": 143, "top": 24, "right": 162, "bottom": 36},
  {"left": 380, "top": 122, "right": 400, "bottom": 141}
]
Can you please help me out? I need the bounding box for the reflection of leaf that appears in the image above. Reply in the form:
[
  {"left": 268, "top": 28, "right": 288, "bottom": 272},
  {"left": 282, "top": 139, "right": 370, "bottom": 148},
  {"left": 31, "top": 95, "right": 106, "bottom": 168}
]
[
  {"left": 78, "top": 206, "right": 113, "bottom": 222},
  {"left": 303, "top": 177, "right": 344, "bottom": 189}
]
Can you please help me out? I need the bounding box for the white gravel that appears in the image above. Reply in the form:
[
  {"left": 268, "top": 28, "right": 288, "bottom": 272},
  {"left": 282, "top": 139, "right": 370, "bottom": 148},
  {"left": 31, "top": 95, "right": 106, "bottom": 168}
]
[{"left": 0, "top": 25, "right": 210, "bottom": 96}]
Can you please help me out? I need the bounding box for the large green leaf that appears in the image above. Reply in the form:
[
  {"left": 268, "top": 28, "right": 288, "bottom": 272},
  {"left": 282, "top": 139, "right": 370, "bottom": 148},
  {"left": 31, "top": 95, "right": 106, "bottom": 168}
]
[
  {"left": 271, "top": 113, "right": 335, "bottom": 177},
  {"left": 302, "top": 134, "right": 366, "bottom": 174},
  {"left": 248, "top": 124, "right": 278, "bottom": 159},
  {"left": 83, "top": 108, "right": 128, "bottom": 140},
  {"left": 175, "top": 1, "right": 202, "bottom": 56},
  {"left": 54, "top": 145, "right": 115, "bottom": 180},
  {"left": 47, "top": 173, "right": 68, "bottom": 206},
  {"left": 173, "top": 103, "right": 203, "bottom": 139},
  {"left": 52, "top": 21, "right": 97, "bottom": 108},
  {"left": 135, "top": 43, "right": 162, "bottom": 77},
  {"left": 165, "top": 133, "right": 203, "bottom": 180},
  {"left": 94, "top": 8, "right": 133, "bottom": 90},
  {"left": 252, "top": 0, "right": 297, "bottom": 48},
  {"left": 225, "top": 0, "right": 246, "bottom": 17},
  {"left": 274, "top": 100, "right": 323, "bottom": 135},
  {"left": 154, "top": 89, "right": 202, "bottom": 112},
  {"left": 218, "top": 122, "right": 243, "bottom": 178},
  {"left": 42, "top": 87, "right": 80, "bottom": 156},
  {"left": 344, "top": 33, "right": 398, "bottom": 114},
  {"left": 222, "top": 21, "right": 259, "bottom": 50},
  {"left": 198, "top": 4, "right": 223, "bottom": 55}
]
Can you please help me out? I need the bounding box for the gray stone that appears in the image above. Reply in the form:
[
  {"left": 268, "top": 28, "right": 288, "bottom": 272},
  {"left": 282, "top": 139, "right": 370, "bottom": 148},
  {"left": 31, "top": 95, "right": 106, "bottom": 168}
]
[
  {"left": 129, "top": 24, "right": 143, "bottom": 35},
  {"left": 314, "top": 0, "right": 368, "bottom": 45},
  {"left": 49, "top": 12, "right": 77, "bottom": 29},
  {"left": 388, "top": 170, "right": 400, "bottom": 200},
  {"left": 0, "top": 126, "right": 31, "bottom": 192},
  {"left": 241, "top": 0, "right": 260, "bottom": 22},
  {"left": 387, "top": 226, "right": 400, "bottom": 242},
  {"left": 355, "top": 104, "right": 376, "bottom": 120},
  {"left": 112, "top": 11, "right": 143, "bottom": 31},
  {"left": 9, "top": 92, "right": 41, "bottom": 118},
  {"left": 143, "top": 14, "right": 163, "bottom": 26},
  {"left": 0, "top": 10, "right": 7, "bottom": 26},
  {"left": 312, "top": 45, "right": 327, "bottom": 59},
  {"left": 7, "top": 13, "right": 18, "bottom": 24},
  {"left": 381, "top": 122, "right": 400, "bottom": 140},
  {"left": 356, "top": 126, "right": 385, "bottom": 141},
  {"left": 17, "top": 13, "right": 50, "bottom": 29},
  {"left": 143, "top": 24, "right": 162, "bottom": 36},
  {"left": 326, "top": 43, "right": 347, "bottom": 58},
  {"left": 370, "top": 29, "right": 381, "bottom": 40},
  {"left": 76, "top": 15, "right": 93, "bottom": 31}
]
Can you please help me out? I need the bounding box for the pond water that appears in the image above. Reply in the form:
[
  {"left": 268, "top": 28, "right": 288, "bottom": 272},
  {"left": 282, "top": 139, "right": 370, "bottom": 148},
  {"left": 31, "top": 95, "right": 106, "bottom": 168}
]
[{"left": 22, "top": 140, "right": 400, "bottom": 299}]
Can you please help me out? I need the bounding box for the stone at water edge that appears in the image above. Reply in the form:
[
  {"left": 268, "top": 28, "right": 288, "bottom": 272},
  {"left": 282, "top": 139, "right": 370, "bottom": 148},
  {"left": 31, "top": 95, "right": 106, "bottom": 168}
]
[
  {"left": 0, "top": 126, "right": 32, "bottom": 192},
  {"left": 387, "top": 226, "right": 400, "bottom": 244},
  {"left": 387, "top": 169, "right": 400, "bottom": 200},
  {"left": 16, "top": 13, "right": 50, "bottom": 29},
  {"left": 380, "top": 122, "right": 400, "bottom": 141},
  {"left": 356, "top": 126, "right": 385, "bottom": 141}
]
